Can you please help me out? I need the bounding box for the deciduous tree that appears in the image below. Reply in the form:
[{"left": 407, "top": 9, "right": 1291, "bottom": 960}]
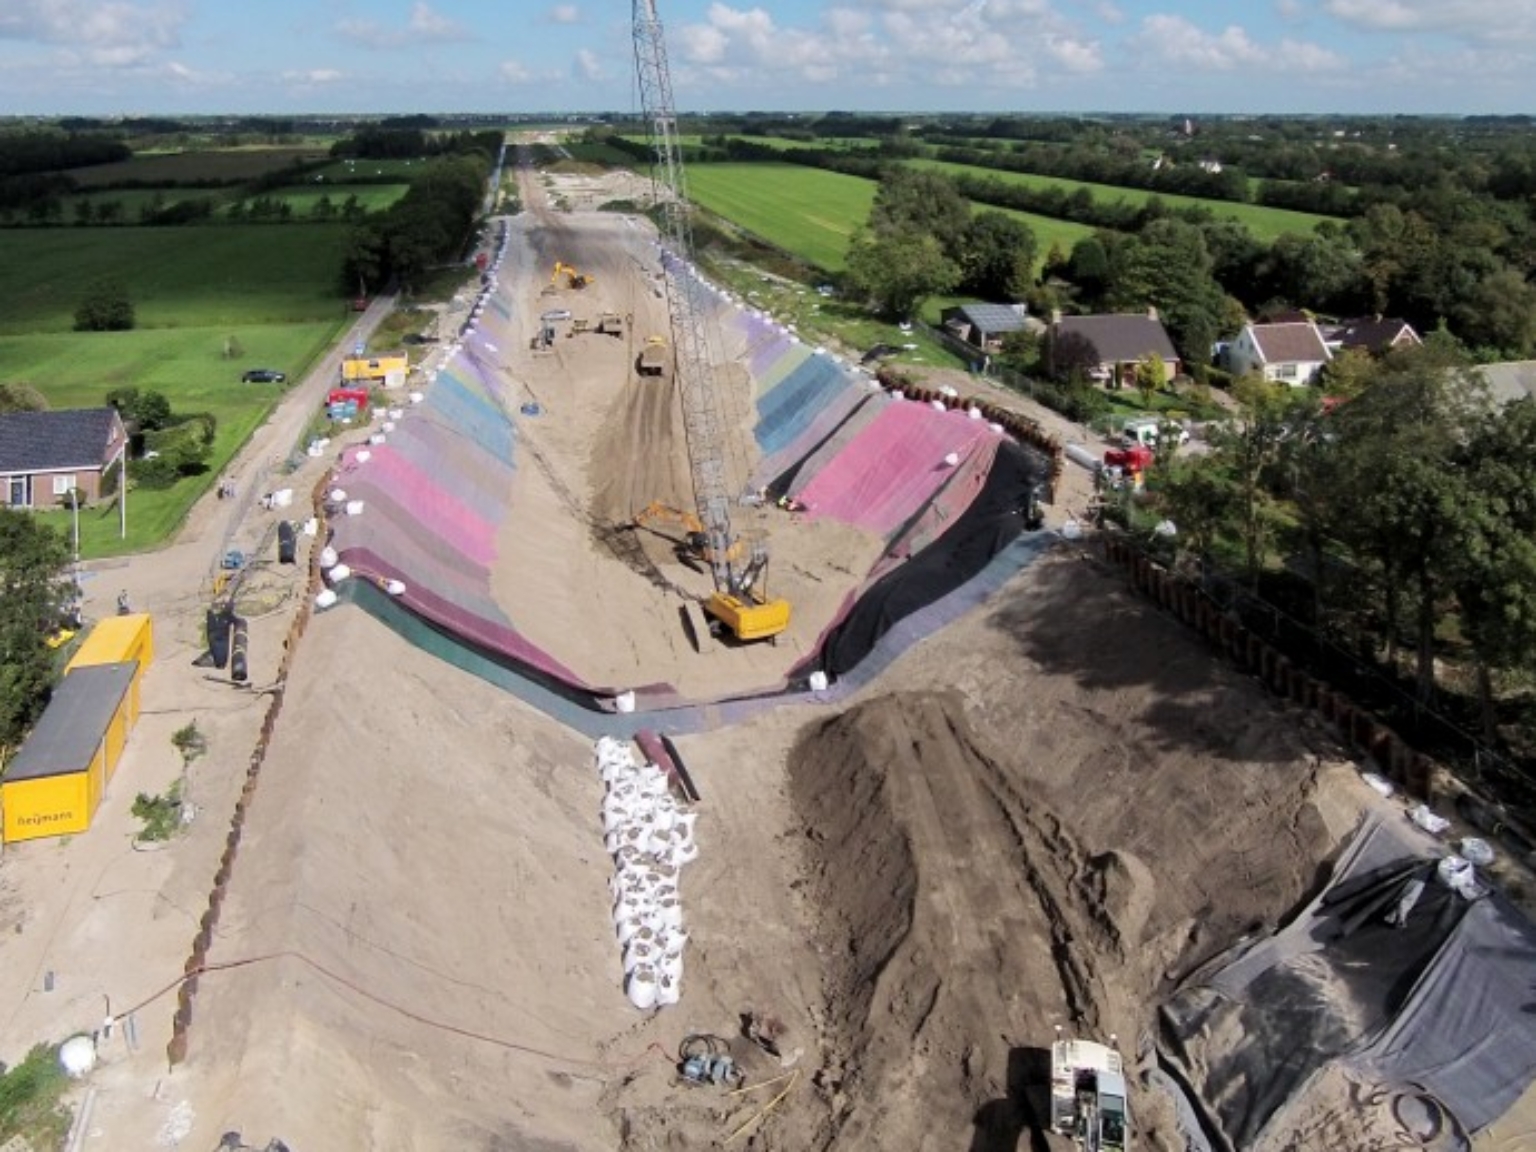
[
  {"left": 0, "top": 509, "right": 72, "bottom": 753},
  {"left": 844, "top": 227, "right": 960, "bottom": 321}
]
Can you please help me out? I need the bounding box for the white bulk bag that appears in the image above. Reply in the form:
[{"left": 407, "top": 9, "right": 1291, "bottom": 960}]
[{"left": 626, "top": 965, "right": 658, "bottom": 1010}]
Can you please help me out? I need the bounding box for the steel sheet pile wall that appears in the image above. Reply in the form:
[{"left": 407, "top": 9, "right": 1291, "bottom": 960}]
[{"left": 167, "top": 470, "right": 333, "bottom": 1066}]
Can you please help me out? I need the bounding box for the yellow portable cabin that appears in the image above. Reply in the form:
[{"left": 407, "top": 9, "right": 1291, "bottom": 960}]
[
  {"left": 341, "top": 351, "right": 408, "bottom": 387},
  {"left": 66, "top": 612, "right": 153, "bottom": 677},
  {"left": 2, "top": 661, "right": 140, "bottom": 843}
]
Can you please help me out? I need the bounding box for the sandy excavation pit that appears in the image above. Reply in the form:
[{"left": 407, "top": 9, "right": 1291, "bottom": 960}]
[{"left": 119, "top": 159, "right": 1536, "bottom": 1152}]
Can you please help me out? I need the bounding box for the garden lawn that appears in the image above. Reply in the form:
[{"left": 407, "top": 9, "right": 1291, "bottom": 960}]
[
  {"left": 0, "top": 224, "right": 355, "bottom": 555},
  {"left": 3, "top": 323, "right": 342, "bottom": 557},
  {"left": 910, "top": 158, "right": 1339, "bottom": 242}
]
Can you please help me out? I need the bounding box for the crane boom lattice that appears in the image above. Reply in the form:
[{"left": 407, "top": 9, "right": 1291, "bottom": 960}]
[{"left": 632, "top": 0, "right": 739, "bottom": 593}]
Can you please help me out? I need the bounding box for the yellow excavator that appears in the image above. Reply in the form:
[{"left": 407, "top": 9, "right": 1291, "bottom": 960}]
[
  {"left": 629, "top": 503, "right": 789, "bottom": 644},
  {"left": 551, "top": 261, "right": 592, "bottom": 290},
  {"left": 631, "top": 501, "right": 743, "bottom": 566}
]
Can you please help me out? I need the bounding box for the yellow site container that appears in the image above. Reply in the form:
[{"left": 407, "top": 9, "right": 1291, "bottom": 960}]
[
  {"left": 341, "top": 351, "right": 408, "bottom": 382},
  {"left": 2, "top": 661, "right": 138, "bottom": 844},
  {"left": 66, "top": 613, "right": 154, "bottom": 677}
]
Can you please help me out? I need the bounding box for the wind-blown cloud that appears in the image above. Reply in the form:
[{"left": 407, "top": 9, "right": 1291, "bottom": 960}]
[
  {"left": 0, "top": 0, "right": 187, "bottom": 68},
  {"left": 548, "top": 4, "right": 580, "bottom": 23},
  {"left": 671, "top": 0, "right": 1103, "bottom": 92},
  {"left": 1322, "top": 0, "right": 1534, "bottom": 38},
  {"left": 337, "top": 2, "right": 468, "bottom": 50},
  {"left": 1134, "top": 14, "right": 1345, "bottom": 73}
]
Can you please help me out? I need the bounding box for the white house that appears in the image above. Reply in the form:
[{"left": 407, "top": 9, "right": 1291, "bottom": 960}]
[{"left": 1226, "top": 321, "right": 1332, "bottom": 386}]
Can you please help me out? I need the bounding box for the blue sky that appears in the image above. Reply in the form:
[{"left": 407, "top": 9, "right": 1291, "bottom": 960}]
[{"left": 0, "top": 0, "right": 1529, "bottom": 116}]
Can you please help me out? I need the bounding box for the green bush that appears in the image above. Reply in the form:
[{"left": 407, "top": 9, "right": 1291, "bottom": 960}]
[
  {"left": 73, "top": 277, "right": 135, "bottom": 332},
  {"left": 131, "top": 781, "right": 183, "bottom": 842},
  {"left": 0, "top": 1044, "right": 72, "bottom": 1147},
  {"left": 128, "top": 455, "right": 179, "bottom": 490}
]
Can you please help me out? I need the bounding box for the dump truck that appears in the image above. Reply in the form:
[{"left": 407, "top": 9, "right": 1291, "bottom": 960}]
[{"left": 637, "top": 336, "right": 670, "bottom": 377}]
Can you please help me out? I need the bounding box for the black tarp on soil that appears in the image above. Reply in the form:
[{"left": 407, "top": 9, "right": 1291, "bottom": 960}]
[
  {"left": 814, "top": 438, "right": 1044, "bottom": 679},
  {"left": 1156, "top": 819, "right": 1536, "bottom": 1151}
]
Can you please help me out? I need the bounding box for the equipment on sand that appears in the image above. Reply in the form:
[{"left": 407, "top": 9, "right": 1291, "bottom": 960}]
[
  {"left": 636, "top": 335, "right": 670, "bottom": 377},
  {"left": 550, "top": 261, "right": 592, "bottom": 290},
  {"left": 678, "top": 1034, "right": 743, "bottom": 1088},
  {"left": 632, "top": 0, "right": 792, "bottom": 645},
  {"left": 1051, "top": 1029, "right": 1130, "bottom": 1152},
  {"left": 631, "top": 501, "right": 744, "bottom": 566}
]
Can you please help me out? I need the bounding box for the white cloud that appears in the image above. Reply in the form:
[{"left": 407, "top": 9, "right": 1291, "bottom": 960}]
[
  {"left": 282, "top": 68, "right": 345, "bottom": 85},
  {"left": 669, "top": 0, "right": 1099, "bottom": 93},
  {"left": 1134, "top": 14, "right": 1344, "bottom": 73},
  {"left": 574, "top": 47, "right": 603, "bottom": 81},
  {"left": 548, "top": 4, "right": 580, "bottom": 23},
  {"left": 0, "top": 0, "right": 187, "bottom": 68},
  {"left": 1322, "top": 0, "right": 1536, "bottom": 41},
  {"left": 1045, "top": 34, "right": 1103, "bottom": 73},
  {"left": 337, "top": 2, "right": 467, "bottom": 50},
  {"left": 408, "top": 2, "right": 467, "bottom": 41}
]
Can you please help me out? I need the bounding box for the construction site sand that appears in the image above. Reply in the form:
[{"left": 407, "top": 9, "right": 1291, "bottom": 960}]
[
  {"left": 109, "top": 165, "right": 1392, "bottom": 1149},
  {"left": 487, "top": 171, "right": 884, "bottom": 699},
  {"left": 144, "top": 545, "right": 1386, "bottom": 1151}
]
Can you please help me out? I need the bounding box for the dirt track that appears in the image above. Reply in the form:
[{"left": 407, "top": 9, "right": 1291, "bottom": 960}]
[{"left": 35, "top": 159, "right": 1397, "bottom": 1151}]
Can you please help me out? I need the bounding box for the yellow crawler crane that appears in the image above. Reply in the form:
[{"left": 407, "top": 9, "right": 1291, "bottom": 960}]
[{"left": 632, "top": 0, "right": 790, "bottom": 644}]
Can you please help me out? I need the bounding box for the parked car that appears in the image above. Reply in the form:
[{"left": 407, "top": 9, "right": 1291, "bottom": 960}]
[
  {"left": 1119, "top": 416, "right": 1189, "bottom": 448},
  {"left": 241, "top": 368, "right": 286, "bottom": 384}
]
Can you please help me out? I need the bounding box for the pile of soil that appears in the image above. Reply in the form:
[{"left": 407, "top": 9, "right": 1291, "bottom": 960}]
[{"left": 781, "top": 690, "right": 1337, "bottom": 1149}]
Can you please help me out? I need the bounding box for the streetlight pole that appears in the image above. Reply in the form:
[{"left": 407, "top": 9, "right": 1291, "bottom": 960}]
[{"left": 117, "top": 444, "right": 127, "bottom": 540}]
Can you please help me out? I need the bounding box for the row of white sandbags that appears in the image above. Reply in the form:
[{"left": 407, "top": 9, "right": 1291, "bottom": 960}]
[{"left": 595, "top": 736, "right": 696, "bottom": 1010}]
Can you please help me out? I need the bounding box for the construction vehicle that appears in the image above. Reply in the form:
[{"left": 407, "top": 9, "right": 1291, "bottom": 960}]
[
  {"left": 1050, "top": 1032, "right": 1130, "bottom": 1152},
  {"left": 633, "top": 0, "right": 791, "bottom": 644},
  {"left": 550, "top": 261, "right": 592, "bottom": 290},
  {"left": 632, "top": 501, "right": 745, "bottom": 566},
  {"left": 637, "top": 335, "right": 670, "bottom": 377}
]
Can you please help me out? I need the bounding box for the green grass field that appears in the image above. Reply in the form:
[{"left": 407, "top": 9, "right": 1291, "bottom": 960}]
[
  {"left": 910, "top": 158, "right": 1337, "bottom": 242},
  {"left": 311, "top": 158, "right": 430, "bottom": 181},
  {"left": 265, "top": 184, "right": 409, "bottom": 214},
  {"left": 67, "top": 147, "right": 329, "bottom": 188},
  {"left": 0, "top": 225, "right": 353, "bottom": 334},
  {"left": 684, "top": 162, "right": 1092, "bottom": 272},
  {"left": 0, "top": 225, "right": 354, "bottom": 555}
]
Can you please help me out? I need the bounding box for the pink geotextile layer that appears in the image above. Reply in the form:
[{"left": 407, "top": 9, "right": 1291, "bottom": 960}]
[
  {"left": 355, "top": 447, "right": 498, "bottom": 566},
  {"left": 794, "top": 400, "right": 997, "bottom": 535}
]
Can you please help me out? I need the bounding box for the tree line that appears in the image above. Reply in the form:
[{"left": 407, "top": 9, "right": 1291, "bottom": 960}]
[{"left": 339, "top": 151, "right": 491, "bottom": 294}]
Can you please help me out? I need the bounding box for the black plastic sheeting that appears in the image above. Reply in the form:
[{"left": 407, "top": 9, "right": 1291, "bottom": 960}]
[
  {"left": 1157, "top": 819, "right": 1536, "bottom": 1151},
  {"left": 814, "top": 438, "right": 1045, "bottom": 678}
]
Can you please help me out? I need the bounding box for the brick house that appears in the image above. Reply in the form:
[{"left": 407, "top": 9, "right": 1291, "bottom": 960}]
[{"left": 0, "top": 408, "right": 128, "bottom": 508}]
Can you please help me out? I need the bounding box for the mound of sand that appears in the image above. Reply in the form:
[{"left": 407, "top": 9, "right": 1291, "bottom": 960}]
[{"left": 782, "top": 688, "right": 1336, "bottom": 1150}]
